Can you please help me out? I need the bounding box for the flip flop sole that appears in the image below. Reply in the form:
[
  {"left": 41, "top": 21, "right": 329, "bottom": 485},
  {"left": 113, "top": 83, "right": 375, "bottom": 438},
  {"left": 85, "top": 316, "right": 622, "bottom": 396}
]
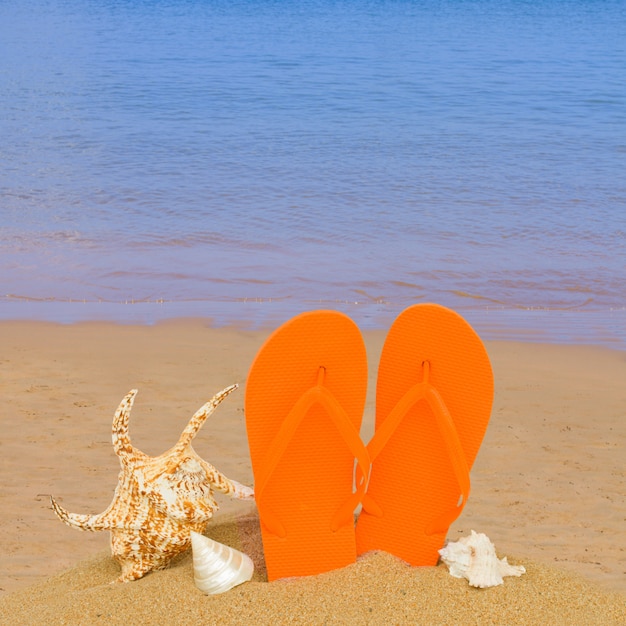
[
  {"left": 245, "top": 310, "right": 368, "bottom": 580},
  {"left": 355, "top": 303, "right": 493, "bottom": 565}
]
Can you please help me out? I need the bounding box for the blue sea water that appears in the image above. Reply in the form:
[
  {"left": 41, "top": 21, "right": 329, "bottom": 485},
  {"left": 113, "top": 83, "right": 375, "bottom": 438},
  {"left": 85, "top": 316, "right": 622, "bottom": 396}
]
[{"left": 1, "top": 0, "right": 625, "bottom": 346}]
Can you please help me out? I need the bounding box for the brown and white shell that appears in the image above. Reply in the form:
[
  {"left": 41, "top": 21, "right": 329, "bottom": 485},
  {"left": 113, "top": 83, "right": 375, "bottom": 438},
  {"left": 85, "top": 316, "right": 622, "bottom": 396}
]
[
  {"left": 438, "top": 530, "right": 526, "bottom": 588},
  {"left": 51, "top": 384, "right": 254, "bottom": 582}
]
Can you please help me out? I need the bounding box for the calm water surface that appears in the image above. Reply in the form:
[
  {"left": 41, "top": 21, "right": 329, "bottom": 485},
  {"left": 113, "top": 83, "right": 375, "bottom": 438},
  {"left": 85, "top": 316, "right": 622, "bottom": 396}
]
[{"left": 1, "top": 1, "right": 625, "bottom": 346}]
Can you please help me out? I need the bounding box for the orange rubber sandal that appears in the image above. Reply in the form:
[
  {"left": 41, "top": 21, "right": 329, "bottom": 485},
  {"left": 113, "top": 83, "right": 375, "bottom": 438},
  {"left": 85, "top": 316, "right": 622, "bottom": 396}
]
[
  {"left": 355, "top": 303, "right": 493, "bottom": 565},
  {"left": 245, "top": 310, "right": 369, "bottom": 580}
]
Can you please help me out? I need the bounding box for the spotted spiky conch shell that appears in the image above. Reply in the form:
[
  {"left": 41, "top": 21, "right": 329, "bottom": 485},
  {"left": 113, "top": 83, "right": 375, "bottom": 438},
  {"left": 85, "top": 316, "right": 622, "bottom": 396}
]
[
  {"left": 438, "top": 530, "right": 526, "bottom": 588},
  {"left": 50, "top": 384, "right": 254, "bottom": 583},
  {"left": 191, "top": 531, "right": 254, "bottom": 594}
]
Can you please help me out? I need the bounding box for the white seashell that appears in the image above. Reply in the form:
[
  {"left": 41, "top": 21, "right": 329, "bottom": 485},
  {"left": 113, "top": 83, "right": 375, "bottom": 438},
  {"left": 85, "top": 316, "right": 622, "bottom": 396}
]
[
  {"left": 191, "top": 531, "right": 254, "bottom": 594},
  {"left": 438, "top": 530, "right": 525, "bottom": 588}
]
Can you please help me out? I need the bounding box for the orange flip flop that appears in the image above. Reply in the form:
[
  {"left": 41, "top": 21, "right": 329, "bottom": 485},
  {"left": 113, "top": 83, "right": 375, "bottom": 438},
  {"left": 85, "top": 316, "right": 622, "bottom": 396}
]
[
  {"left": 245, "top": 310, "right": 369, "bottom": 580},
  {"left": 355, "top": 303, "right": 493, "bottom": 565}
]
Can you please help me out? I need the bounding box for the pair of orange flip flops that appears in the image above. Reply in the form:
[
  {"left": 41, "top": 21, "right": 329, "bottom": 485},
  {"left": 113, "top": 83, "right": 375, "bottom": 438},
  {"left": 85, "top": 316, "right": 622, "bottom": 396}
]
[{"left": 245, "top": 303, "right": 493, "bottom": 581}]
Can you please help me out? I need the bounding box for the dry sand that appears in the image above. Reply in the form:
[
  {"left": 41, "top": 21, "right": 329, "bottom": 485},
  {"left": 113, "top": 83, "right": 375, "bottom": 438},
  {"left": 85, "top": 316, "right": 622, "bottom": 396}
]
[{"left": 0, "top": 319, "right": 624, "bottom": 624}]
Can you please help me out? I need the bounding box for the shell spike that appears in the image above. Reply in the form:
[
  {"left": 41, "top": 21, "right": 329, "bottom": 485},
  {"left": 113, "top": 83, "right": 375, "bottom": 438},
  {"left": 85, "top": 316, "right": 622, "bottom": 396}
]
[
  {"left": 50, "top": 496, "right": 112, "bottom": 531},
  {"left": 174, "top": 384, "right": 238, "bottom": 453},
  {"left": 111, "top": 389, "right": 140, "bottom": 464},
  {"left": 195, "top": 457, "right": 255, "bottom": 499}
]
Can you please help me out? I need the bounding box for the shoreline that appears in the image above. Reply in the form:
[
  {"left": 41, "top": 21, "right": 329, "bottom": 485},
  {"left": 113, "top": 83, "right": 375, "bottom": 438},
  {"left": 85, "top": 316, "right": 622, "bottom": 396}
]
[
  {"left": 1, "top": 301, "right": 625, "bottom": 350},
  {"left": 1, "top": 318, "right": 624, "bottom": 620}
]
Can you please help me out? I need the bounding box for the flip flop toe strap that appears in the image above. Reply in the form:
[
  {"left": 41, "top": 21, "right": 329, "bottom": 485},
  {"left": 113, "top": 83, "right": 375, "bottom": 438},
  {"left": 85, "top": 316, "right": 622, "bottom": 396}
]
[
  {"left": 255, "top": 367, "right": 370, "bottom": 538},
  {"left": 362, "top": 361, "right": 471, "bottom": 535}
]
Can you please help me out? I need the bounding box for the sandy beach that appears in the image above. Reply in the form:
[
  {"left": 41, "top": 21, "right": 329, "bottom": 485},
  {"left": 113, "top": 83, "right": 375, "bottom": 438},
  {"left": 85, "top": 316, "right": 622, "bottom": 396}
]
[{"left": 0, "top": 318, "right": 624, "bottom": 624}]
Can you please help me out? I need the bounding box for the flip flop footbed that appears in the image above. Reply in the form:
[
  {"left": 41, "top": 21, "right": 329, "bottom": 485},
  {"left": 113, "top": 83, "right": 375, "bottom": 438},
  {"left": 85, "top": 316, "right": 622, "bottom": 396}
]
[
  {"left": 355, "top": 303, "right": 493, "bottom": 565},
  {"left": 245, "top": 311, "right": 368, "bottom": 580}
]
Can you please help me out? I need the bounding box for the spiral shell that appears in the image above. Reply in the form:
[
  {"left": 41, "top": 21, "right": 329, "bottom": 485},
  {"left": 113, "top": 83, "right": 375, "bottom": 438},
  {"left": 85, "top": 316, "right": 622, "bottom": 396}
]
[
  {"left": 438, "top": 530, "right": 525, "bottom": 588},
  {"left": 191, "top": 531, "right": 254, "bottom": 594}
]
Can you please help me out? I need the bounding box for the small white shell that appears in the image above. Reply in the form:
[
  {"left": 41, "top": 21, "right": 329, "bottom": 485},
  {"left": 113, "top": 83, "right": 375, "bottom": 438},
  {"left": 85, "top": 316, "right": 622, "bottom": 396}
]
[
  {"left": 438, "top": 530, "right": 525, "bottom": 588},
  {"left": 191, "top": 531, "right": 254, "bottom": 594}
]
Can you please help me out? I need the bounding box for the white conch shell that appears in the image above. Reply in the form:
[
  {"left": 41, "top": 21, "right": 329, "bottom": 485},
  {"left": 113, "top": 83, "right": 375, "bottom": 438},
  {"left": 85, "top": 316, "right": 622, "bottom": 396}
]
[
  {"left": 438, "top": 530, "right": 525, "bottom": 588},
  {"left": 191, "top": 530, "right": 254, "bottom": 594}
]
